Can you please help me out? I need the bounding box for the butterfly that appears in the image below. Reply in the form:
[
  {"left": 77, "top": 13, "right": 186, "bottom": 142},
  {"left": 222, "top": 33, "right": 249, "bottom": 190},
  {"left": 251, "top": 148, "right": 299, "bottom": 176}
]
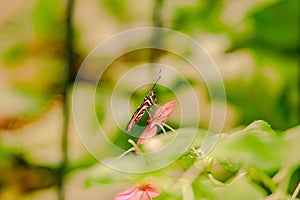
[{"left": 125, "top": 74, "right": 161, "bottom": 132}]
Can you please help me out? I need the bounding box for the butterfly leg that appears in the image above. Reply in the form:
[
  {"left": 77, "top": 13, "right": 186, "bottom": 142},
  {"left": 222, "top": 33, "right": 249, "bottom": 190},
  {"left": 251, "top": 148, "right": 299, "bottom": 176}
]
[{"left": 146, "top": 109, "right": 153, "bottom": 118}]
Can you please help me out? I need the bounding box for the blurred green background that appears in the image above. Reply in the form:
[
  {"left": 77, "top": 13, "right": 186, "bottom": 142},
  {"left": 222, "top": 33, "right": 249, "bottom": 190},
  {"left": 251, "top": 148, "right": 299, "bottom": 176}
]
[{"left": 0, "top": 0, "right": 299, "bottom": 199}]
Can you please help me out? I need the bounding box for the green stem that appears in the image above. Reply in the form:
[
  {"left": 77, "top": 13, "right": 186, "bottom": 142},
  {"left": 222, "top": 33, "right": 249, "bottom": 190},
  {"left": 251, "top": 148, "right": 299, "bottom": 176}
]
[
  {"left": 156, "top": 123, "right": 167, "bottom": 135},
  {"left": 117, "top": 147, "right": 135, "bottom": 160},
  {"left": 149, "top": 0, "right": 164, "bottom": 63},
  {"left": 291, "top": 181, "right": 300, "bottom": 200},
  {"left": 128, "top": 139, "right": 141, "bottom": 151},
  {"left": 57, "top": 0, "right": 75, "bottom": 199},
  {"left": 161, "top": 122, "right": 177, "bottom": 134}
]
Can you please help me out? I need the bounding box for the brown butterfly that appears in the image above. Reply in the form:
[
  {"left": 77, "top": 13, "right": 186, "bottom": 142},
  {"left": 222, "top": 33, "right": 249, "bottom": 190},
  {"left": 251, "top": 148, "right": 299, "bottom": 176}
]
[{"left": 125, "top": 75, "right": 161, "bottom": 132}]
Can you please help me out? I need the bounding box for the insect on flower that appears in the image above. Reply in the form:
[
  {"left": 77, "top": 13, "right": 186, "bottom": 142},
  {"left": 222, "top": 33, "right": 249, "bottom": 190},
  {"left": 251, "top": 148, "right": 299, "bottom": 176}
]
[
  {"left": 117, "top": 100, "right": 176, "bottom": 157},
  {"left": 125, "top": 73, "right": 161, "bottom": 132},
  {"left": 135, "top": 100, "right": 176, "bottom": 153}
]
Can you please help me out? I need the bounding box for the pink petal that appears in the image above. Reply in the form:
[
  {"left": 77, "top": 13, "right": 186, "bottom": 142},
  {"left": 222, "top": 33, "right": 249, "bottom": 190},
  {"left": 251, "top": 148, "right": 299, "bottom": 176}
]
[
  {"left": 140, "top": 192, "right": 150, "bottom": 200},
  {"left": 139, "top": 184, "right": 161, "bottom": 198},
  {"left": 137, "top": 125, "right": 158, "bottom": 144},
  {"left": 158, "top": 100, "right": 176, "bottom": 113},
  {"left": 152, "top": 100, "right": 176, "bottom": 122},
  {"left": 135, "top": 125, "right": 158, "bottom": 153},
  {"left": 156, "top": 107, "right": 174, "bottom": 122},
  {"left": 114, "top": 187, "right": 138, "bottom": 200},
  {"left": 135, "top": 191, "right": 148, "bottom": 200},
  {"left": 115, "top": 184, "right": 161, "bottom": 200},
  {"left": 145, "top": 187, "right": 161, "bottom": 198}
]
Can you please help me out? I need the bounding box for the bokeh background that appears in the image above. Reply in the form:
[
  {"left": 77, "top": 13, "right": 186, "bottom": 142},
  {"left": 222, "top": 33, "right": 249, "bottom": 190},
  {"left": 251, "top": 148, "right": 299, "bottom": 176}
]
[{"left": 0, "top": 0, "right": 299, "bottom": 199}]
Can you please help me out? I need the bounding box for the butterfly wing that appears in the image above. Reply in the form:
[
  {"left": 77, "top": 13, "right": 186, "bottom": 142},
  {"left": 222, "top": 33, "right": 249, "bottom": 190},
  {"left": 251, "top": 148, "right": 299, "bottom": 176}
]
[
  {"left": 125, "top": 102, "right": 149, "bottom": 131},
  {"left": 125, "top": 91, "right": 156, "bottom": 132}
]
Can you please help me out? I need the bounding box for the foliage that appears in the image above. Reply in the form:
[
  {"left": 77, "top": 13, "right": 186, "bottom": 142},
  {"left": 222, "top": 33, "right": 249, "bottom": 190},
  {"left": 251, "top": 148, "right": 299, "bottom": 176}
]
[
  {"left": 88, "top": 121, "right": 300, "bottom": 199},
  {"left": 173, "top": 0, "right": 299, "bottom": 130},
  {"left": 0, "top": 0, "right": 299, "bottom": 199}
]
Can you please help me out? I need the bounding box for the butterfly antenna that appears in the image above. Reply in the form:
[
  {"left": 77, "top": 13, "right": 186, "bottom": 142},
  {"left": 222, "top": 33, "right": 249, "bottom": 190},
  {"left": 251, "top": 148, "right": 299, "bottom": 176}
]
[{"left": 150, "top": 69, "right": 162, "bottom": 91}]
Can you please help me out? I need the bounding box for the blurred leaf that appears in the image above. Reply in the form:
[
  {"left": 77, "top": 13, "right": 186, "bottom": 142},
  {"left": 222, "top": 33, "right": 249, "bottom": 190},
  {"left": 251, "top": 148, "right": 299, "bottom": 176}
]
[
  {"left": 287, "top": 166, "right": 300, "bottom": 198},
  {"left": 103, "top": 128, "right": 198, "bottom": 173},
  {"left": 248, "top": 0, "right": 299, "bottom": 56},
  {"left": 0, "top": 142, "right": 9, "bottom": 166},
  {"left": 2, "top": 44, "right": 27, "bottom": 67},
  {"left": 247, "top": 168, "right": 277, "bottom": 194},
  {"left": 210, "top": 159, "right": 242, "bottom": 182},
  {"left": 85, "top": 166, "right": 128, "bottom": 186},
  {"left": 192, "top": 175, "right": 220, "bottom": 199},
  {"left": 230, "top": 0, "right": 299, "bottom": 57},
  {"left": 282, "top": 125, "right": 300, "bottom": 166},
  {"left": 100, "top": 0, "right": 128, "bottom": 21},
  {"left": 67, "top": 155, "right": 98, "bottom": 172},
  {"left": 193, "top": 173, "right": 266, "bottom": 199},
  {"left": 180, "top": 151, "right": 197, "bottom": 170},
  {"left": 33, "top": 0, "right": 64, "bottom": 40},
  {"left": 172, "top": 0, "right": 227, "bottom": 33},
  {"left": 211, "top": 163, "right": 238, "bottom": 183},
  {"left": 223, "top": 0, "right": 299, "bottom": 130},
  {"left": 182, "top": 182, "right": 194, "bottom": 200},
  {"left": 214, "top": 174, "right": 265, "bottom": 200},
  {"left": 0, "top": 86, "right": 49, "bottom": 117},
  {"left": 219, "top": 160, "right": 241, "bottom": 174},
  {"left": 225, "top": 64, "right": 299, "bottom": 130},
  {"left": 0, "top": 155, "right": 57, "bottom": 193},
  {"left": 210, "top": 120, "right": 287, "bottom": 171}
]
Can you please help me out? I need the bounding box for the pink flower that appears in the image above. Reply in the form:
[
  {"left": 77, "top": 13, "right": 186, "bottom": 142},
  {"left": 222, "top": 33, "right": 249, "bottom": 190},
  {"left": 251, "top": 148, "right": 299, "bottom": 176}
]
[
  {"left": 148, "top": 100, "right": 176, "bottom": 126},
  {"left": 114, "top": 183, "right": 161, "bottom": 200},
  {"left": 136, "top": 100, "right": 176, "bottom": 152}
]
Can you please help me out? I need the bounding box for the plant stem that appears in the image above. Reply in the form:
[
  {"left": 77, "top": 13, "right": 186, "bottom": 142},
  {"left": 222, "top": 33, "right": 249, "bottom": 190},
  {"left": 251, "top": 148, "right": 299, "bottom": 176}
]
[
  {"left": 57, "top": 0, "right": 75, "bottom": 199},
  {"left": 291, "top": 181, "right": 300, "bottom": 200},
  {"left": 161, "top": 122, "right": 177, "bottom": 134},
  {"left": 149, "top": 0, "right": 164, "bottom": 63}
]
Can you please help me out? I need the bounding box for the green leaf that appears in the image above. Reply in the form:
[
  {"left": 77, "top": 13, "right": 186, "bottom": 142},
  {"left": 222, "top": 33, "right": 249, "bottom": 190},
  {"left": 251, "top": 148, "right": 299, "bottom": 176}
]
[
  {"left": 85, "top": 165, "right": 129, "bottom": 186},
  {"left": 247, "top": 168, "right": 277, "bottom": 194},
  {"left": 172, "top": 0, "right": 227, "bottom": 33},
  {"left": 192, "top": 176, "right": 219, "bottom": 199},
  {"left": 248, "top": 0, "right": 299, "bottom": 55},
  {"left": 211, "top": 162, "right": 238, "bottom": 183},
  {"left": 210, "top": 120, "right": 287, "bottom": 171},
  {"left": 0, "top": 141, "right": 9, "bottom": 166},
  {"left": 219, "top": 159, "right": 242, "bottom": 174},
  {"left": 2, "top": 44, "right": 27, "bottom": 66},
  {"left": 33, "top": 0, "right": 64, "bottom": 40},
  {"left": 0, "top": 86, "right": 49, "bottom": 117},
  {"left": 180, "top": 151, "right": 197, "bottom": 170},
  {"left": 193, "top": 173, "right": 265, "bottom": 199},
  {"left": 101, "top": 0, "right": 128, "bottom": 21},
  {"left": 282, "top": 125, "right": 300, "bottom": 166},
  {"left": 214, "top": 174, "right": 265, "bottom": 200}
]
